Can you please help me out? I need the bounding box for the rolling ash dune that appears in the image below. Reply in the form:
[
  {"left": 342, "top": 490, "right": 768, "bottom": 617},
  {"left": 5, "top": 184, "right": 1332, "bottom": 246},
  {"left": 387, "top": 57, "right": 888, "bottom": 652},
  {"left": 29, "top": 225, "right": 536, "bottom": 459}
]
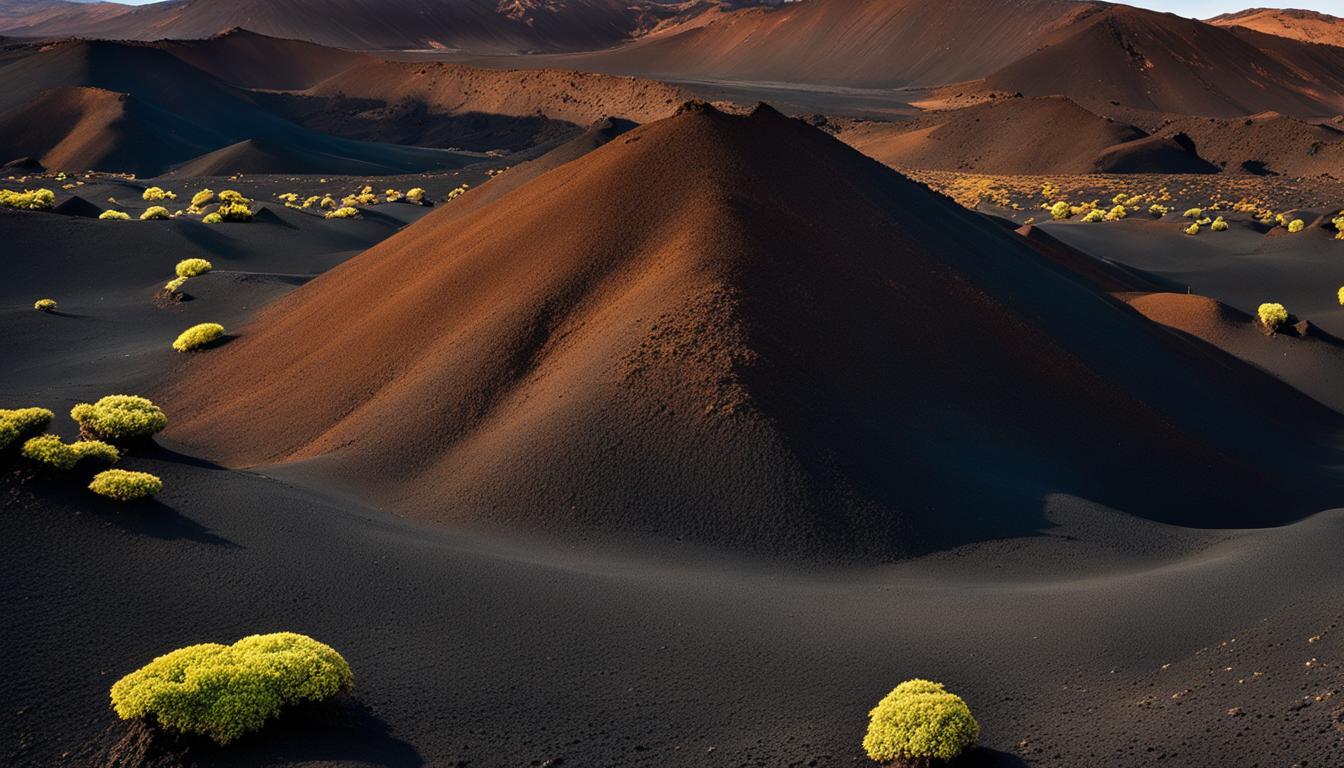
[
  {"left": 154, "top": 28, "right": 373, "bottom": 91},
  {"left": 0, "top": 39, "right": 474, "bottom": 174},
  {"left": 1210, "top": 7, "right": 1344, "bottom": 48},
  {"left": 1153, "top": 112, "right": 1344, "bottom": 176},
  {"left": 162, "top": 103, "right": 1343, "bottom": 560},
  {"left": 983, "top": 5, "right": 1344, "bottom": 117}
]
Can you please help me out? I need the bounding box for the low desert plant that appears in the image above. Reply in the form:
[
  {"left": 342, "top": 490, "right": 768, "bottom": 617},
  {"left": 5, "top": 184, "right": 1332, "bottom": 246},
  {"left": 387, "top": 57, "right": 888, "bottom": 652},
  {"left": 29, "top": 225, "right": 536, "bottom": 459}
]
[
  {"left": 163, "top": 276, "right": 189, "bottom": 294},
  {"left": 325, "top": 206, "right": 359, "bottom": 220},
  {"left": 218, "top": 190, "right": 249, "bottom": 204},
  {"left": 21, "top": 435, "right": 119, "bottom": 471},
  {"left": 1082, "top": 209, "right": 1106, "bottom": 223},
  {"left": 99, "top": 209, "right": 131, "bottom": 220},
  {"left": 384, "top": 189, "right": 403, "bottom": 202},
  {"left": 89, "top": 469, "right": 162, "bottom": 501},
  {"left": 302, "top": 195, "right": 321, "bottom": 209},
  {"left": 1288, "top": 218, "right": 1305, "bottom": 233},
  {"left": 172, "top": 323, "right": 225, "bottom": 352},
  {"left": 110, "top": 632, "right": 353, "bottom": 744},
  {"left": 201, "top": 212, "right": 223, "bottom": 224},
  {"left": 70, "top": 395, "right": 167, "bottom": 442},
  {"left": 863, "top": 680, "right": 979, "bottom": 766},
  {"left": 1258, "top": 302, "right": 1289, "bottom": 332},
  {"left": 190, "top": 189, "right": 215, "bottom": 209},
  {"left": 1149, "top": 204, "right": 1169, "bottom": 218},
  {"left": 320, "top": 195, "right": 337, "bottom": 210},
  {"left": 1211, "top": 217, "right": 1229, "bottom": 232},
  {"left": 0, "top": 188, "right": 55, "bottom": 210},
  {"left": 1106, "top": 204, "right": 1128, "bottom": 220},
  {"left": 406, "top": 187, "right": 425, "bottom": 204},
  {"left": 1338, "top": 286, "right": 1344, "bottom": 307},
  {"left": 1185, "top": 222, "right": 1200, "bottom": 236},
  {"left": 140, "top": 206, "right": 171, "bottom": 221},
  {"left": 0, "top": 407, "right": 55, "bottom": 451},
  {"left": 175, "top": 258, "right": 213, "bottom": 278},
  {"left": 1049, "top": 201, "right": 1072, "bottom": 220},
  {"left": 142, "top": 186, "right": 173, "bottom": 202},
  {"left": 34, "top": 298, "right": 57, "bottom": 312},
  {"left": 1183, "top": 208, "right": 1203, "bottom": 218},
  {"left": 215, "top": 201, "right": 253, "bottom": 222}
]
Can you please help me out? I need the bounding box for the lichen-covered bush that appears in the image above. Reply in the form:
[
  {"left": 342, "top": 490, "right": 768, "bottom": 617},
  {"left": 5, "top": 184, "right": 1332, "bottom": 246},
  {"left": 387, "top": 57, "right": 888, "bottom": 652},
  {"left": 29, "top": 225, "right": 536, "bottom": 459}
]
[
  {"left": 89, "top": 469, "right": 162, "bottom": 501},
  {"left": 175, "top": 258, "right": 213, "bottom": 278},
  {"left": 34, "top": 298, "right": 57, "bottom": 312},
  {"left": 110, "top": 632, "right": 353, "bottom": 744},
  {"left": 70, "top": 395, "right": 167, "bottom": 442},
  {"left": 325, "top": 206, "right": 359, "bottom": 220},
  {"left": 863, "top": 680, "right": 979, "bottom": 765},
  {"left": 1288, "top": 218, "right": 1305, "bottom": 233},
  {"left": 140, "top": 206, "right": 171, "bottom": 221},
  {"left": 0, "top": 188, "right": 56, "bottom": 210},
  {"left": 1258, "top": 302, "right": 1289, "bottom": 332},
  {"left": 99, "top": 209, "right": 131, "bottom": 220},
  {"left": 172, "top": 322, "right": 225, "bottom": 352}
]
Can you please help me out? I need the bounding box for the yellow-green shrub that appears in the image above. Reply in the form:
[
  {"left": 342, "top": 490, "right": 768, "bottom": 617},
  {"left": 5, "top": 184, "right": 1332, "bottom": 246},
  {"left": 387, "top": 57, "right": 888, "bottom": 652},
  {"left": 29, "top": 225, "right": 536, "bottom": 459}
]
[
  {"left": 142, "top": 187, "right": 168, "bottom": 202},
  {"left": 215, "top": 201, "right": 253, "bottom": 222},
  {"left": 0, "top": 188, "right": 55, "bottom": 210},
  {"left": 71, "top": 395, "right": 167, "bottom": 442},
  {"left": 384, "top": 189, "right": 402, "bottom": 202},
  {"left": 1183, "top": 207, "right": 1203, "bottom": 218},
  {"left": 190, "top": 189, "right": 215, "bottom": 209},
  {"left": 320, "top": 195, "right": 337, "bottom": 210},
  {"left": 99, "top": 209, "right": 131, "bottom": 220},
  {"left": 1049, "top": 201, "right": 1071, "bottom": 220},
  {"left": 1082, "top": 209, "right": 1105, "bottom": 223},
  {"left": 202, "top": 212, "right": 223, "bottom": 224},
  {"left": 172, "top": 323, "right": 225, "bottom": 352},
  {"left": 163, "top": 276, "right": 189, "bottom": 294},
  {"left": 1106, "top": 205, "right": 1128, "bottom": 220},
  {"left": 1338, "top": 286, "right": 1344, "bottom": 307},
  {"left": 1211, "top": 217, "right": 1228, "bottom": 232},
  {"left": 218, "top": 190, "right": 249, "bottom": 204},
  {"left": 1258, "top": 302, "right": 1289, "bottom": 332},
  {"left": 863, "top": 680, "right": 979, "bottom": 765},
  {"left": 21, "top": 435, "right": 119, "bottom": 470},
  {"left": 175, "top": 258, "right": 212, "bottom": 278},
  {"left": 89, "top": 469, "right": 161, "bottom": 501},
  {"left": 1149, "top": 204, "right": 1169, "bottom": 218},
  {"left": 0, "top": 407, "right": 54, "bottom": 451},
  {"left": 110, "top": 632, "right": 353, "bottom": 744},
  {"left": 34, "top": 298, "right": 57, "bottom": 312},
  {"left": 406, "top": 187, "right": 425, "bottom": 204},
  {"left": 1185, "top": 222, "right": 1200, "bottom": 236},
  {"left": 325, "top": 206, "right": 359, "bottom": 220},
  {"left": 302, "top": 195, "right": 321, "bottom": 209},
  {"left": 140, "top": 206, "right": 170, "bottom": 221},
  {"left": 1288, "top": 219, "right": 1305, "bottom": 233}
]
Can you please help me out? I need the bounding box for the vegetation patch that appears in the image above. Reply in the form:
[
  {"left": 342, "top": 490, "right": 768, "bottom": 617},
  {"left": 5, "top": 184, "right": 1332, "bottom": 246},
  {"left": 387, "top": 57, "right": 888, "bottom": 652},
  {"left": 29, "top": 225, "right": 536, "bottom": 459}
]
[
  {"left": 172, "top": 323, "right": 226, "bottom": 352},
  {"left": 110, "top": 632, "right": 353, "bottom": 744},
  {"left": 89, "top": 469, "right": 162, "bottom": 501},
  {"left": 0, "top": 188, "right": 55, "bottom": 210},
  {"left": 863, "top": 679, "right": 979, "bottom": 766},
  {"left": 0, "top": 407, "right": 55, "bottom": 451},
  {"left": 33, "top": 298, "right": 57, "bottom": 312},
  {"left": 1258, "top": 302, "right": 1289, "bottom": 333},
  {"left": 99, "top": 210, "right": 131, "bottom": 220},
  {"left": 175, "top": 258, "right": 213, "bottom": 278},
  {"left": 70, "top": 395, "right": 167, "bottom": 442},
  {"left": 140, "top": 206, "right": 171, "bottom": 221}
]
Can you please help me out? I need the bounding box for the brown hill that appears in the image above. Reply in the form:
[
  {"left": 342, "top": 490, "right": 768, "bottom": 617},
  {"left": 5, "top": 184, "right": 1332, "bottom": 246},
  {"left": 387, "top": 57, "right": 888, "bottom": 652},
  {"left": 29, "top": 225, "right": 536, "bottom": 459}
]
[
  {"left": 559, "top": 0, "right": 1098, "bottom": 87},
  {"left": 832, "top": 96, "right": 1146, "bottom": 174},
  {"left": 0, "top": 39, "right": 476, "bottom": 174},
  {"left": 1090, "top": 132, "right": 1219, "bottom": 174},
  {"left": 262, "top": 59, "right": 692, "bottom": 151},
  {"left": 983, "top": 5, "right": 1344, "bottom": 117},
  {"left": 1155, "top": 111, "right": 1344, "bottom": 176},
  {"left": 155, "top": 28, "right": 372, "bottom": 90},
  {"left": 1210, "top": 7, "right": 1344, "bottom": 48},
  {"left": 0, "top": 0, "right": 684, "bottom": 53},
  {"left": 160, "top": 103, "right": 1343, "bottom": 559}
]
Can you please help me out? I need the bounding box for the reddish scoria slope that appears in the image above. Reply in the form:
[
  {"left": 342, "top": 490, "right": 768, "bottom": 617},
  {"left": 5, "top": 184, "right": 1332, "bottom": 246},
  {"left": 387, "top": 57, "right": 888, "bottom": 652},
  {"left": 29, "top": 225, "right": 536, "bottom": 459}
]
[{"left": 161, "top": 103, "right": 1343, "bottom": 559}]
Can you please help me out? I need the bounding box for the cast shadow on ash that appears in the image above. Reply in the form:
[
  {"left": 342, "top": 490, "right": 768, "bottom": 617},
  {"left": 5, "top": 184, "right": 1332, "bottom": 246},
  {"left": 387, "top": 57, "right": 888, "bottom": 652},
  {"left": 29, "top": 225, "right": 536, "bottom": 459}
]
[{"left": 954, "top": 748, "right": 1032, "bottom": 767}]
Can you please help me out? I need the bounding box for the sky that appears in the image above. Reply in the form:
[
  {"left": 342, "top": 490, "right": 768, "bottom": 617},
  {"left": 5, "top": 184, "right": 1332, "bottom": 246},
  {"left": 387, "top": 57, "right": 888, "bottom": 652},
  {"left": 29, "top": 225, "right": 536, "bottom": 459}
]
[{"left": 107, "top": 0, "right": 1344, "bottom": 14}]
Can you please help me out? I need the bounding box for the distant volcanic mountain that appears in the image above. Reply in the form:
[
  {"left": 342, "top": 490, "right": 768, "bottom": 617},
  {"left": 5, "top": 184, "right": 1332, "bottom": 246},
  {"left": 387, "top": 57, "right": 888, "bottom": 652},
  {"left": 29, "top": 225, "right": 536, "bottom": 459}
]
[
  {"left": 1210, "top": 7, "right": 1344, "bottom": 48},
  {"left": 160, "top": 103, "right": 1343, "bottom": 560}
]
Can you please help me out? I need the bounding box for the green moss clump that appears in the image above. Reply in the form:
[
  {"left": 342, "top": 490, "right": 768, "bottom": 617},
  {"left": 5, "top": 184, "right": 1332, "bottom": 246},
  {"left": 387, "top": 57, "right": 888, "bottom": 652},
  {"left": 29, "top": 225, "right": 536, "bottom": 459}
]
[
  {"left": 99, "top": 210, "right": 131, "bottom": 220},
  {"left": 34, "top": 298, "right": 57, "bottom": 312},
  {"left": 1258, "top": 302, "right": 1289, "bottom": 332},
  {"left": 172, "top": 323, "right": 225, "bottom": 352},
  {"left": 110, "top": 632, "right": 353, "bottom": 744},
  {"left": 175, "top": 258, "right": 213, "bottom": 278},
  {"left": 0, "top": 188, "right": 55, "bottom": 210},
  {"left": 140, "top": 206, "right": 171, "bottom": 221},
  {"left": 89, "top": 469, "right": 162, "bottom": 501},
  {"left": 863, "top": 680, "right": 979, "bottom": 765},
  {"left": 70, "top": 395, "right": 167, "bottom": 442}
]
